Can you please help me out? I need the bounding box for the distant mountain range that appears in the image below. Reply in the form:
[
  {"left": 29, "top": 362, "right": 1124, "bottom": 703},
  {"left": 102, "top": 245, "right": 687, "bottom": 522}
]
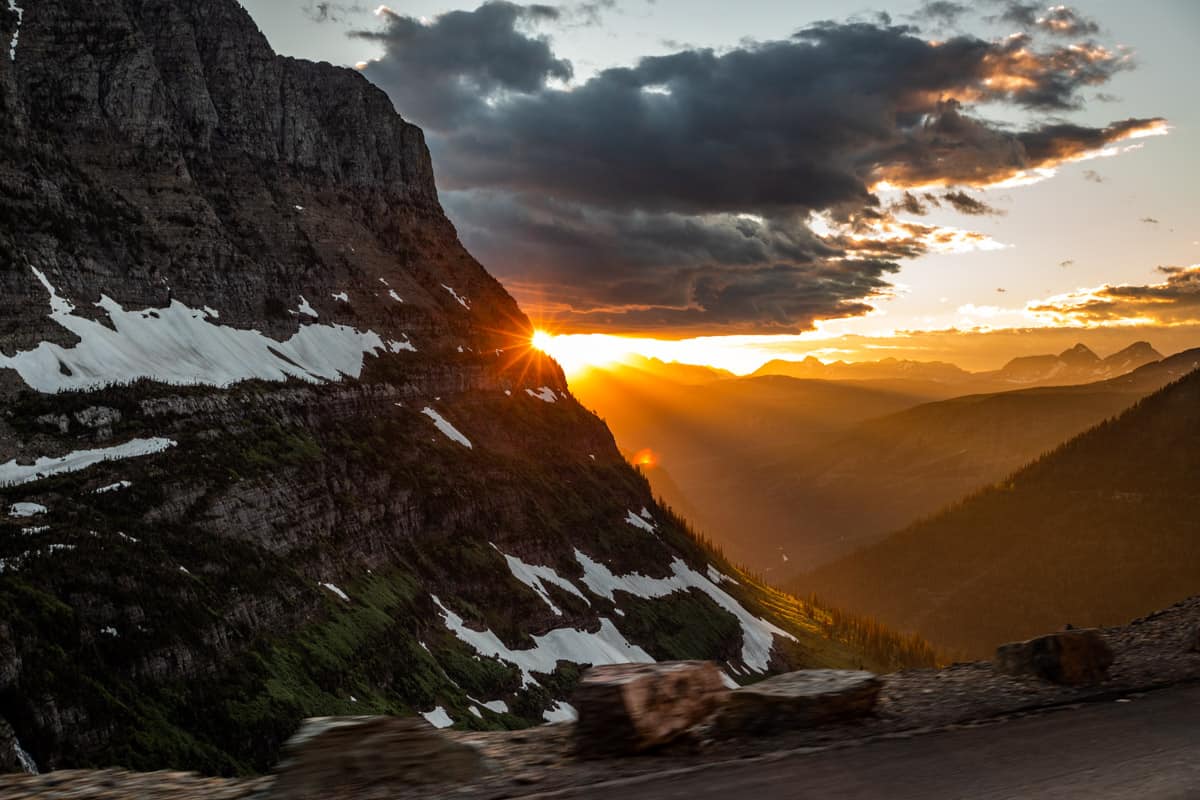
[
  {"left": 754, "top": 342, "right": 1164, "bottom": 393},
  {"left": 801, "top": 363, "right": 1200, "bottom": 658},
  {"left": 571, "top": 346, "right": 1195, "bottom": 573}
]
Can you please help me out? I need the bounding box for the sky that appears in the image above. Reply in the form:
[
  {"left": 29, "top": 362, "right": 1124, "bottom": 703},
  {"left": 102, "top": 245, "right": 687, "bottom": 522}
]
[{"left": 242, "top": 0, "right": 1199, "bottom": 372}]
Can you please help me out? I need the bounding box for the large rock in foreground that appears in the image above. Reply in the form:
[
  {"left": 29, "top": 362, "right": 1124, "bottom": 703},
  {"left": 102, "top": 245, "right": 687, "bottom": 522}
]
[
  {"left": 267, "top": 716, "right": 483, "bottom": 799},
  {"left": 573, "top": 662, "right": 731, "bottom": 756},
  {"left": 994, "top": 629, "right": 1114, "bottom": 685},
  {"left": 714, "top": 669, "right": 881, "bottom": 737}
]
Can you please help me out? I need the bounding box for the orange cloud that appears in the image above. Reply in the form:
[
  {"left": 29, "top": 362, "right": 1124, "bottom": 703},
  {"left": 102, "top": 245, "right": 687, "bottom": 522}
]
[{"left": 1028, "top": 266, "right": 1200, "bottom": 327}]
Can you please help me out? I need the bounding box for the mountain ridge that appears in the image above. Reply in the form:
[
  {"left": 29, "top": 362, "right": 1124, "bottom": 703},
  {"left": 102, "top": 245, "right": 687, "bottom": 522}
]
[{"left": 800, "top": 363, "right": 1200, "bottom": 657}]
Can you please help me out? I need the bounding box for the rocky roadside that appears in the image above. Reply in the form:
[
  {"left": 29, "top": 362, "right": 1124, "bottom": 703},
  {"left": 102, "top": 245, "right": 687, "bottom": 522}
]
[{"left": 3, "top": 595, "right": 1199, "bottom": 800}]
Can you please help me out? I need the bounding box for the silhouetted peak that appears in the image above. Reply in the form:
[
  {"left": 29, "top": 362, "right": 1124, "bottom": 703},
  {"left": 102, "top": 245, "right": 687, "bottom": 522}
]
[
  {"left": 1058, "top": 343, "right": 1100, "bottom": 366},
  {"left": 1105, "top": 341, "right": 1163, "bottom": 364}
]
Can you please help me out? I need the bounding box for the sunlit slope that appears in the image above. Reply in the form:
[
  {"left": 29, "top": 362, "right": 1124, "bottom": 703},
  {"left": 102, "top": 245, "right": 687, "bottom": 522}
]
[
  {"left": 569, "top": 352, "right": 1191, "bottom": 572},
  {"left": 802, "top": 365, "right": 1200, "bottom": 658},
  {"left": 569, "top": 360, "right": 940, "bottom": 569},
  {"left": 756, "top": 348, "right": 1200, "bottom": 565}
]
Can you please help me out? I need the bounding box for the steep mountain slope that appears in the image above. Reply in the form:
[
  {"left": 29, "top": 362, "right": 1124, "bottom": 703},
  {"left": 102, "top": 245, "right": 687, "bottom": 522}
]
[
  {"left": 0, "top": 0, "right": 934, "bottom": 776},
  {"left": 802, "top": 366, "right": 1200, "bottom": 658}
]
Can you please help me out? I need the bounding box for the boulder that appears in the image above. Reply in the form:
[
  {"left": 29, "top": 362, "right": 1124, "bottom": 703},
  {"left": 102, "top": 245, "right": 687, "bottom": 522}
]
[
  {"left": 994, "top": 629, "right": 1114, "bottom": 685},
  {"left": 714, "top": 669, "right": 881, "bottom": 737},
  {"left": 573, "top": 661, "right": 731, "bottom": 756},
  {"left": 267, "top": 716, "right": 483, "bottom": 799}
]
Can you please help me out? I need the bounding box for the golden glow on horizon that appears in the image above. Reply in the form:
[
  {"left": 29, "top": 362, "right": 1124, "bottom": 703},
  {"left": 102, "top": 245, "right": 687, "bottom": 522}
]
[
  {"left": 531, "top": 329, "right": 637, "bottom": 375},
  {"left": 632, "top": 448, "right": 658, "bottom": 468}
]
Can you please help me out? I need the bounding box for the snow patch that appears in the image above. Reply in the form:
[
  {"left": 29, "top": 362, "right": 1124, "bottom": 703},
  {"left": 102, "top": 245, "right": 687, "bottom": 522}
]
[
  {"left": 0, "top": 438, "right": 176, "bottom": 487},
  {"left": 421, "top": 706, "right": 454, "bottom": 729},
  {"left": 388, "top": 290, "right": 404, "bottom": 303},
  {"left": 9, "top": 502, "right": 47, "bottom": 517},
  {"left": 20, "top": 525, "right": 49, "bottom": 535},
  {"left": 202, "top": 306, "right": 220, "bottom": 319},
  {"left": 573, "top": 550, "right": 795, "bottom": 672},
  {"left": 442, "top": 284, "right": 470, "bottom": 309},
  {"left": 7, "top": 0, "right": 22, "bottom": 62},
  {"left": 320, "top": 582, "right": 350, "bottom": 602},
  {"left": 387, "top": 337, "right": 416, "bottom": 353},
  {"left": 496, "top": 545, "right": 590, "bottom": 616},
  {"left": 94, "top": 480, "right": 132, "bottom": 494},
  {"left": 0, "top": 267, "right": 398, "bottom": 393},
  {"left": 331, "top": 292, "right": 349, "bottom": 303},
  {"left": 296, "top": 295, "right": 318, "bottom": 318},
  {"left": 525, "top": 387, "right": 557, "bottom": 403},
  {"left": 624, "top": 510, "right": 656, "bottom": 533},
  {"left": 13, "top": 736, "right": 36, "bottom": 775},
  {"left": 100, "top": 626, "right": 118, "bottom": 637},
  {"left": 706, "top": 565, "right": 738, "bottom": 585},
  {"left": 542, "top": 701, "right": 578, "bottom": 724},
  {"left": 476, "top": 698, "right": 508, "bottom": 714},
  {"left": 422, "top": 408, "right": 472, "bottom": 448},
  {"left": 432, "top": 596, "right": 652, "bottom": 687},
  {"left": 469, "top": 706, "right": 482, "bottom": 719}
]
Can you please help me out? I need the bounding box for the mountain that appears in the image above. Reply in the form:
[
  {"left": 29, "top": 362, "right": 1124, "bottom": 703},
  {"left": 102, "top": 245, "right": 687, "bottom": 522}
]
[
  {"left": 0, "top": 0, "right": 933, "bottom": 776},
  {"left": 753, "top": 356, "right": 972, "bottom": 387},
  {"left": 574, "top": 346, "right": 1190, "bottom": 572},
  {"left": 569, "top": 364, "right": 945, "bottom": 569},
  {"left": 753, "top": 343, "right": 1164, "bottom": 393},
  {"left": 755, "top": 347, "right": 1200, "bottom": 566},
  {"left": 801, "top": 365, "right": 1200, "bottom": 658}
]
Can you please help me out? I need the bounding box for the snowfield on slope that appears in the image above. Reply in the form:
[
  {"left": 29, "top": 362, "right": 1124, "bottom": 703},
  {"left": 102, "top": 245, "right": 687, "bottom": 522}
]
[
  {"left": 421, "top": 408, "right": 472, "bottom": 448},
  {"left": 432, "top": 596, "right": 652, "bottom": 687},
  {"left": 477, "top": 543, "right": 794, "bottom": 677},
  {"left": 0, "top": 439, "right": 177, "bottom": 487},
  {"left": 0, "top": 267, "right": 405, "bottom": 392}
]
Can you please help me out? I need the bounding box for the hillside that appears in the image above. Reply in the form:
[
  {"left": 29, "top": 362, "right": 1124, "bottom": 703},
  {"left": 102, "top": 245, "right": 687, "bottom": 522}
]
[
  {"left": 569, "top": 362, "right": 942, "bottom": 568},
  {"left": 0, "top": 0, "right": 933, "bottom": 777},
  {"left": 573, "top": 349, "right": 1189, "bottom": 571},
  {"left": 802, "top": 366, "right": 1200, "bottom": 658}
]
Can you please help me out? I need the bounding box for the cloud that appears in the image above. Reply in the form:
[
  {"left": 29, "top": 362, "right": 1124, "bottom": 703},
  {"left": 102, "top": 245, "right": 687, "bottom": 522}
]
[
  {"left": 911, "top": 1, "right": 969, "bottom": 28},
  {"left": 1059, "top": 259, "right": 1075, "bottom": 267},
  {"left": 355, "top": 5, "right": 1164, "bottom": 333},
  {"left": 1082, "top": 168, "right": 1105, "bottom": 182},
  {"left": 1141, "top": 216, "right": 1160, "bottom": 224},
  {"left": 1028, "top": 266, "right": 1200, "bottom": 326},
  {"left": 941, "top": 190, "right": 1002, "bottom": 215},
  {"left": 993, "top": 3, "right": 1100, "bottom": 37},
  {"left": 302, "top": 2, "right": 366, "bottom": 23},
  {"left": 353, "top": 3, "right": 571, "bottom": 128}
]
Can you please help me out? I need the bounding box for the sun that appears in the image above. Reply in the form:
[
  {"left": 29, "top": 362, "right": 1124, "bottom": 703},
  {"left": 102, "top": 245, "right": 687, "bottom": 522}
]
[{"left": 530, "top": 329, "right": 633, "bottom": 376}]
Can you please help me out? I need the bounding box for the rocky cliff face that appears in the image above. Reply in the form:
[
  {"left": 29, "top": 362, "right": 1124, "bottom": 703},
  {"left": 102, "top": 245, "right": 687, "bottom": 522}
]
[{"left": 0, "top": 0, "right": 929, "bottom": 776}]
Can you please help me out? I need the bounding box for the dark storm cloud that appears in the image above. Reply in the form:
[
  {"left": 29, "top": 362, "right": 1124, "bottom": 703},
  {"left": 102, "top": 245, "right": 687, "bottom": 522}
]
[
  {"left": 355, "top": 4, "right": 1163, "bottom": 333},
  {"left": 352, "top": 3, "right": 571, "bottom": 128}
]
